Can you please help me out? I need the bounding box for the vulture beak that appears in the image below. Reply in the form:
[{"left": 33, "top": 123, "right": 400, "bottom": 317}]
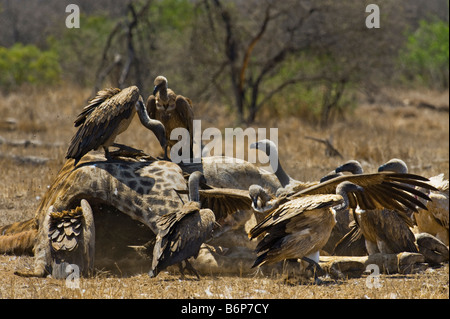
[
  {"left": 252, "top": 197, "right": 259, "bottom": 208},
  {"left": 152, "top": 85, "right": 159, "bottom": 96},
  {"left": 378, "top": 164, "right": 386, "bottom": 172},
  {"left": 250, "top": 142, "right": 259, "bottom": 150}
]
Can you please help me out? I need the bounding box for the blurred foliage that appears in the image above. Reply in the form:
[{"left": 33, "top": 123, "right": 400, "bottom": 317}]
[
  {"left": 0, "top": 0, "right": 448, "bottom": 124},
  {"left": 148, "top": 0, "right": 194, "bottom": 31},
  {"left": 47, "top": 14, "right": 115, "bottom": 87},
  {"left": 399, "top": 18, "right": 449, "bottom": 89},
  {"left": 0, "top": 43, "right": 60, "bottom": 91}
]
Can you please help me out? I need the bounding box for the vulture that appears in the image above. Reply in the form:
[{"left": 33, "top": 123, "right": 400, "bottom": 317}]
[
  {"left": 66, "top": 86, "right": 167, "bottom": 165},
  {"left": 149, "top": 171, "right": 216, "bottom": 279},
  {"left": 335, "top": 160, "right": 364, "bottom": 175},
  {"left": 334, "top": 159, "right": 419, "bottom": 255},
  {"left": 248, "top": 159, "right": 437, "bottom": 278},
  {"left": 146, "top": 76, "right": 194, "bottom": 160},
  {"left": 319, "top": 160, "right": 363, "bottom": 183},
  {"left": 150, "top": 170, "right": 261, "bottom": 279},
  {"left": 378, "top": 158, "right": 449, "bottom": 246},
  {"left": 249, "top": 182, "right": 364, "bottom": 279}
]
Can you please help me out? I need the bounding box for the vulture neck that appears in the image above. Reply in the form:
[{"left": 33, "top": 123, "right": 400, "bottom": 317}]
[
  {"left": 135, "top": 99, "right": 166, "bottom": 148},
  {"left": 158, "top": 87, "right": 169, "bottom": 104},
  {"left": 334, "top": 182, "right": 359, "bottom": 212},
  {"left": 188, "top": 176, "right": 200, "bottom": 203},
  {"left": 268, "top": 144, "right": 291, "bottom": 187}
]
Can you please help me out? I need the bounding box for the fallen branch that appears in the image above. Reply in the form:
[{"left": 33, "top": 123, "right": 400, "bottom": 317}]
[
  {"left": 0, "top": 136, "right": 63, "bottom": 148},
  {"left": 304, "top": 135, "right": 343, "bottom": 158},
  {"left": 0, "top": 153, "right": 49, "bottom": 165}
]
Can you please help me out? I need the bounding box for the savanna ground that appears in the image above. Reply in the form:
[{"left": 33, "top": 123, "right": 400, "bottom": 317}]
[{"left": 0, "top": 85, "right": 448, "bottom": 299}]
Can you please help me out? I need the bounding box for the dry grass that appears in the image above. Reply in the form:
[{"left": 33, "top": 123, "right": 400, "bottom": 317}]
[
  {"left": 0, "top": 254, "right": 448, "bottom": 299},
  {"left": 0, "top": 85, "right": 448, "bottom": 299}
]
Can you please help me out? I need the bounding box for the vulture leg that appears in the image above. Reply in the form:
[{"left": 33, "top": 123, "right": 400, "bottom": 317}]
[
  {"left": 301, "top": 256, "right": 325, "bottom": 284},
  {"left": 109, "top": 143, "right": 146, "bottom": 158},
  {"left": 184, "top": 260, "right": 201, "bottom": 280},
  {"left": 103, "top": 146, "right": 111, "bottom": 161},
  {"left": 164, "top": 144, "right": 170, "bottom": 161},
  {"left": 177, "top": 263, "right": 186, "bottom": 280},
  {"left": 178, "top": 260, "right": 201, "bottom": 280},
  {"left": 157, "top": 144, "right": 170, "bottom": 161}
]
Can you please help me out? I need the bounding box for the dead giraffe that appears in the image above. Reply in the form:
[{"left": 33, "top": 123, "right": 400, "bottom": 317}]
[
  {"left": 0, "top": 153, "right": 284, "bottom": 278},
  {"left": 1, "top": 153, "right": 189, "bottom": 277}
]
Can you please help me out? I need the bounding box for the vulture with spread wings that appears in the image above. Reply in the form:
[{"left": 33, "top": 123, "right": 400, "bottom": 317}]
[{"left": 247, "top": 170, "right": 437, "bottom": 274}]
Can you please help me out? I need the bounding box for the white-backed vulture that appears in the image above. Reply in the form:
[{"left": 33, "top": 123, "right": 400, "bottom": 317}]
[
  {"left": 335, "top": 160, "right": 364, "bottom": 175},
  {"left": 334, "top": 159, "right": 419, "bottom": 255},
  {"left": 150, "top": 170, "right": 265, "bottom": 279},
  {"left": 378, "top": 158, "right": 449, "bottom": 246},
  {"left": 248, "top": 182, "right": 364, "bottom": 276},
  {"left": 174, "top": 175, "right": 261, "bottom": 225},
  {"left": 320, "top": 160, "right": 364, "bottom": 183},
  {"left": 249, "top": 162, "right": 436, "bottom": 270},
  {"left": 250, "top": 139, "right": 316, "bottom": 195},
  {"left": 248, "top": 185, "right": 276, "bottom": 213},
  {"left": 149, "top": 171, "right": 216, "bottom": 279},
  {"left": 146, "top": 76, "right": 194, "bottom": 160},
  {"left": 250, "top": 141, "right": 436, "bottom": 255},
  {"left": 66, "top": 86, "right": 167, "bottom": 165},
  {"left": 320, "top": 160, "right": 366, "bottom": 255}
]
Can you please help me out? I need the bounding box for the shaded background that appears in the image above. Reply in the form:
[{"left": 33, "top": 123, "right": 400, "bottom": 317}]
[{"left": 0, "top": 0, "right": 448, "bottom": 125}]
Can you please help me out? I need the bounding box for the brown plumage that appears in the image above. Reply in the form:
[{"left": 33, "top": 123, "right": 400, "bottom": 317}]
[
  {"left": 146, "top": 76, "right": 194, "bottom": 160},
  {"left": 321, "top": 160, "right": 366, "bottom": 255},
  {"left": 249, "top": 182, "right": 364, "bottom": 270},
  {"left": 260, "top": 171, "right": 435, "bottom": 216},
  {"left": 249, "top": 161, "right": 436, "bottom": 265},
  {"left": 46, "top": 199, "right": 95, "bottom": 278},
  {"left": 332, "top": 159, "right": 419, "bottom": 254},
  {"left": 175, "top": 174, "right": 260, "bottom": 224},
  {"left": 379, "top": 158, "right": 449, "bottom": 246},
  {"left": 149, "top": 172, "right": 216, "bottom": 279},
  {"left": 67, "top": 86, "right": 166, "bottom": 165}
]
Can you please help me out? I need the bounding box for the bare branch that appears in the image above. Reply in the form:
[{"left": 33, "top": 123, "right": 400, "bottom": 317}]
[{"left": 239, "top": 4, "right": 272, "bottom": 92}]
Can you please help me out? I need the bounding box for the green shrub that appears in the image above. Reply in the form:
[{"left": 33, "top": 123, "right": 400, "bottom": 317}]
[
  {"left": 48, "top": 14, "right": 115, "bottom": 87},
  {"left": 0, "top": 43, "right": 61, "bottom": 91},
  {"left": 399, "top": 18, "right": 449, "bottom": 89}
]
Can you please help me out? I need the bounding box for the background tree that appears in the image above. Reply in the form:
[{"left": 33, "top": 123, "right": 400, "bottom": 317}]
[{"left": 0, "top": 0, "right": 448, "bottom": 124}]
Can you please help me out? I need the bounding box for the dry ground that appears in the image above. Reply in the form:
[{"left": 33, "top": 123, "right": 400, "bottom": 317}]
[
  {"left": 0, "top": 85, "right": 448, "bottom": 299},
  {"left": 0, "top": 254, "right": 448, "bottom": 299}
]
